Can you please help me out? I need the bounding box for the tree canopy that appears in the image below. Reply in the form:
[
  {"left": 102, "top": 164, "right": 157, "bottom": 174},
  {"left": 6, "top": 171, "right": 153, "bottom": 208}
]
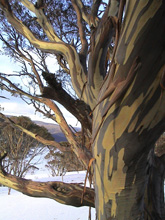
[
  {"left": 0, "top": 1, "right": 165, "bottom": 219},
  {"left": 0, "top": 116, "right": 51, "bottom": 196}
]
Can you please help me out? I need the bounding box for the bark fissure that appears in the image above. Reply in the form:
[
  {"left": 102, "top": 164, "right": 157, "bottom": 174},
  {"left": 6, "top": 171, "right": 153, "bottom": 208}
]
[
  {"left": 0, "top": 0, "right": 165, "bottom": 219},
  {"left": 93, "top": 1, "right": 165, "bottom": 219}
]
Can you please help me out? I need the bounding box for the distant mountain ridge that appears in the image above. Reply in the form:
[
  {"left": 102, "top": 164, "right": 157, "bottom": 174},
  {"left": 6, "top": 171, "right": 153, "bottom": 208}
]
[
  {"left": 34, "top": 121, "right": 67, "bottom": 142},
  {"left": 5, "top": 115, "right": 79, "bottom": 143}
]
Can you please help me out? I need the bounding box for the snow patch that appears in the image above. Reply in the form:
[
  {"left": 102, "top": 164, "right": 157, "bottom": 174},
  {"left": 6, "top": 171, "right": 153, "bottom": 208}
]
[{"left": 0, "top": 171, "right": 95, "bottom": 220}]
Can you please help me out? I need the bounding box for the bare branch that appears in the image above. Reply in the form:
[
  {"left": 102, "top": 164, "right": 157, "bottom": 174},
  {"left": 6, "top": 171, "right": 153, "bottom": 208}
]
[
  {"left": 0, "top": 72, "right": 92, "bottom": 167},
  {"left": 17, "top": 49, "right": 44, "bottom": 92},
  {"left": 41, "top": 71, "right": 92, "bottom": 132},
  {"left": 71, "top": 0, "right": 88, "bottom": 57},
  {"left": 2, "top": 35, "right": 44, "bottom": 92},
  {"left": 56, "top": 55, "right": 70, "bottom": 74},
  {"left": 0, "top": 2, "right": 87, "bottom": 100},
  {"left": 90, "top": 0, "right": 102, "bottom": 27},
  {"left": 107, "top": 0, "right": 120, "bottom": 16},
  {"left": 41, "top": 99, "right": 92, "bottom": 168},
  {"left": 0, "top": 113, "right": 71, "bottom": 152},
  {"left": 75, "top": 0, "right": 90, "bottom": 25},
  {"left": 0, "top": 73, "right": 39, "bottom": 100},
  {"left": 18, "top": 0, "right": 62, "bottom": 42}
]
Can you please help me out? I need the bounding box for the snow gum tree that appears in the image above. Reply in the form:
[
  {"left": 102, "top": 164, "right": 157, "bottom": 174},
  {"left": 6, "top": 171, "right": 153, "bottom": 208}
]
[
  {"left": 0, "top": 0, "right": 164, "bottom": 219},
  {"left": 0, "top": 116, "right": 52, "bottom": 194},
  {"left": 0, "top": 116, "right": 52, "bottom": 178}
]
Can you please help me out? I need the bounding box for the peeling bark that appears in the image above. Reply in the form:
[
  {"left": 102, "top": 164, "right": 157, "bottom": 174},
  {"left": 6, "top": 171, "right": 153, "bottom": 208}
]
[
  {"left": 93, "top": 1, "right": 165, "bottom": 219},
  {"left": 0, "top": 0, "right": 165, "bottom": 218}
]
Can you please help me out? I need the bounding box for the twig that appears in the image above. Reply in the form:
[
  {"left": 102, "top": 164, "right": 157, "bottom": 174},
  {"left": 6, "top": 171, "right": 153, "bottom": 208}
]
[{"left": 81, "top": 157, "right": 95, "bottom": 204}]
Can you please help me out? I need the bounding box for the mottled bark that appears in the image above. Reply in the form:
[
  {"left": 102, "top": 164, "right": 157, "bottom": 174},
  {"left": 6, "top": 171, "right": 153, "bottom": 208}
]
[
  {"left": 0, "top": 0, "right": 165, "bottom": 218},
  {"left": 145, "top": 152, "right": 165, "bottom": 220},
  {"left": 93, "top": 1, "right": 165, "bottom": 219},
  {"left": 0, "top": 168, "right": 95, "bottom": 207}
]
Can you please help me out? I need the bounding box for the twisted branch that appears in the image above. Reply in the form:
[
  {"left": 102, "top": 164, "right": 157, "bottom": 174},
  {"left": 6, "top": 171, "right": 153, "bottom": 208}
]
[{"left": 0, "top": 164, "right": 95, "bottom": 207}]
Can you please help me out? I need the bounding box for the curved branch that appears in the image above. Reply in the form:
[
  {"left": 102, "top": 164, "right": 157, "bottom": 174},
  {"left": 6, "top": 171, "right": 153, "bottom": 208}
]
[
  {"left": 75, "top": 0, "right": 90, "bottom": 25},
  {"left": 0, "top": 113, "right": 70, "bottom": 152},
  {"left": 0, "top": 74, "right": 92, "bottom": 167},
  {"left": 41, "top": 71, "right": 92, "bottom": 132},
  {"left": 0, "top": 2, "right": 87, "bottom": 101},
  {"left": 42, "top": 99, "right": 92, "bottom": 169},
  {"left": 18, "top": 0, "right": 62, "bottom": 42},
  {"left": 90, "top": 0, "right": 101, "bottom": 27},
  {"left": 0, "top": 169, "right": 95, "bottom": 207},
  {"left": 56, "top": 55, "right": 70, "bottom": 74},
  {"left": 71, "top": 0, "right": 88, "bottom": 57},
  {"left": 88, "top": 11, "right": 115, "bottom": 93},
  {"left": 0, "top": 73, "right": 41, "bottom": 101}
]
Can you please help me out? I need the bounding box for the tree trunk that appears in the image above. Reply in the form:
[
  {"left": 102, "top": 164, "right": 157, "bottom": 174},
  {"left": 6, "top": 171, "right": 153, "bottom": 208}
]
[
  {"left": 144, "top": 152, "right": 165, "bottom": 220},
  {"left": 93, "top": 118, "right": 165, "bottom": 220},
  {"left": 92, "top": 1, "right": 165, "bottom": 219},
  {"left": 0, "top": 1, "right": 165, "bottom": 219},
  {"left": 93, "top": 130, "right": 155, "bottom": 219}
]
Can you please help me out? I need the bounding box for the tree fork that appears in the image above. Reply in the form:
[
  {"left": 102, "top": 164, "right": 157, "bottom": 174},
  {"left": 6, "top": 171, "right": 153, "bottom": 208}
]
[{"left": 41, "top": 71, "right": 92, "bottom": 133}]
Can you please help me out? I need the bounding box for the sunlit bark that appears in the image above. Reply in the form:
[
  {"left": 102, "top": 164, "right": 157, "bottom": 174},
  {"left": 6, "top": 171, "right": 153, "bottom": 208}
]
[
  {"left": 19, "top": 0, "right": 63, "bottom": 43},
  {"left": 93, "top": 1, "right": 165, "bottom": 219},
  {"left": 0, "top": 166, "right": 94, "bottom": 207},
  {"left": 0, "top": 1, "right": 91, "bottom": 105},
  {"left": 0, "top": 0, "right": 164, "bottom": 219}
]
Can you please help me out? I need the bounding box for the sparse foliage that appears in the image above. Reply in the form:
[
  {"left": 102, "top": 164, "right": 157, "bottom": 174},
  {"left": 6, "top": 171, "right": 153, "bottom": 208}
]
[
  {"left": 45, "top": 143, "right": 84, "bottom": 178},
  {"left": 0, "top": 116, "right": 52, "bottom": 189}
]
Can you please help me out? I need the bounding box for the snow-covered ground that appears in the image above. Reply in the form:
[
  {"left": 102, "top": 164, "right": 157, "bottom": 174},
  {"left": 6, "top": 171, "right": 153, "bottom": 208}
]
[{"left": 0, "top": 171, "right": 96, "bottom": 220}]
